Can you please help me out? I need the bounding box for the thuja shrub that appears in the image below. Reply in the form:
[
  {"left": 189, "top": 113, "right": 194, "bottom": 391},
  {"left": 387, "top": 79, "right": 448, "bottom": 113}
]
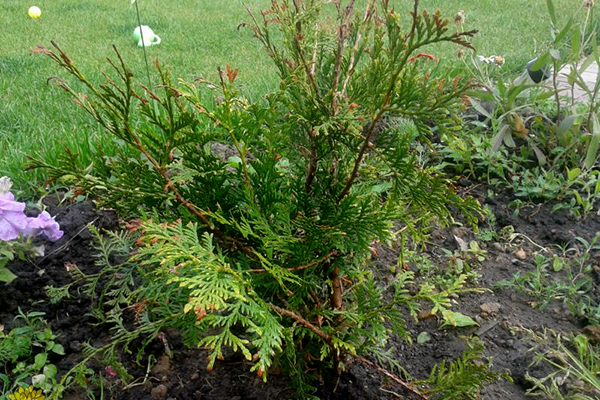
[{"left": 33, "top": 0, "right": 482, "bottom": 396}]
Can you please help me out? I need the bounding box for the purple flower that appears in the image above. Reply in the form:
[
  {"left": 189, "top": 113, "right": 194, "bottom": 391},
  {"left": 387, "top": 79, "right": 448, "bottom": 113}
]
[
  {"left": 0, "top": 180, "right": 64, "bottom": 243},
  {"left": 0, "top": 192, "right": 16, "bottom": 201},
  {"left": 0, "top": 193, "right": 29, "bottom": 241},
  {"left": 24, "top": 211, "right": 64, "bottom": 241}
]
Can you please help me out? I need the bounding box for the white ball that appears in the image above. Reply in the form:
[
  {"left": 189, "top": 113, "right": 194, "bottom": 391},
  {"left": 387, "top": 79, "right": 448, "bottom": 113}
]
[{"left": 28, "top": 6, "right": 42, "bottom": 19}]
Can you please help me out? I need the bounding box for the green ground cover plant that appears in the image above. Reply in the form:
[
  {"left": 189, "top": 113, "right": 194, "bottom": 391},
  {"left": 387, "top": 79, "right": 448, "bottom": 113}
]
[
  {"left": 0, "top": 311, "right": 65, "bottom": 399},
  {"left": 440, "top": 0, "right": 600, "bottom": 216}
]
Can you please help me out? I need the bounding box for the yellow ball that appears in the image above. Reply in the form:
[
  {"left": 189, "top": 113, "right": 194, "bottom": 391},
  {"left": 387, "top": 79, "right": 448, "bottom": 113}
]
[{"left": 28, "top": 6, "right": 42, "bottom": 19}]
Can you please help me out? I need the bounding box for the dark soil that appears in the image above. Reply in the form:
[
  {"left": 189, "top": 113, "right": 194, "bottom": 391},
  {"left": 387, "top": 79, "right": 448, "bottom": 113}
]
[
  {"left": 1, "top": 187, "right": 599, "bottom": 400},
  {"left": 386, "top": 186, "right": 600, "bottom": 400}
]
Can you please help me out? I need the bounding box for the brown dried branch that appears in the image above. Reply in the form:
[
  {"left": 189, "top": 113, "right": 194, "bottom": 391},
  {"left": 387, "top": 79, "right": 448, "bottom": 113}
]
[
  {"left": 270, "top": 304, "right": 429, "bottom": 400},
  {"left": 336, "top": 112, "right": 384, "bottom": 203},
  {"left": 409, "top": 0, "right": 421, "bottom": 40},
  {"left": 329, "top": 266, "right": 344, "bottom": 310},
  {"left": 353, "top": 354, "right": 430, "bottom": 400},
  {"left": 304, "top": 136, "right": 318, "bottom": 194},
  {"left": 269, "top": 303, "right": 332, "bottom": 343},
  {"left": 330, "top": 0, "right": 356, "bottom": 111},
  {"left": 340, "top": 2, "right": 375, "bottom": 100},
  {"left": 291, "top": 0, "right": 322, "bottom": 102}
]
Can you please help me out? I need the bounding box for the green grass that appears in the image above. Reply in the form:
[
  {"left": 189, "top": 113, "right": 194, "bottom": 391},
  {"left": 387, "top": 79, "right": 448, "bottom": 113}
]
[
  {"left": 0, "top": 0, "right": 582, "bottom": 193},
  {"left": 0, "top": 0, "right": 273, "bottom": 193}
]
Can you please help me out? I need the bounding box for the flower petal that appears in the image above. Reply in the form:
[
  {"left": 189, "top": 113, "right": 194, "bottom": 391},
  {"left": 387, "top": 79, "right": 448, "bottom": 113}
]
[{"left": 0, "top": 218, "right": 20, "bottom": 241}]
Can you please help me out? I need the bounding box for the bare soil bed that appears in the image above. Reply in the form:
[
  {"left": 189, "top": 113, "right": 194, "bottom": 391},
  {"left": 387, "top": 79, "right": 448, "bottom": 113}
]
[{"left": 1, "top": 185, "right": 599, "bottom": 400}]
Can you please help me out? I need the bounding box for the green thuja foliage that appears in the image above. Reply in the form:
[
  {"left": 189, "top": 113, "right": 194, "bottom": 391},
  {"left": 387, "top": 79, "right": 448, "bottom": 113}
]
[
  {"left": 422, "top": 337, "right": 511, "bottom": 400},
  {"left": 32, "top": 0, "right": 483, "bottom": 397}
]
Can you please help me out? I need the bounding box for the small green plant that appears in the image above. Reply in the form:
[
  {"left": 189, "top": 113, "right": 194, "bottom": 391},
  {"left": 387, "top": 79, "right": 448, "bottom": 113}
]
[
  {"left": 510, "top": 165, "right": 600, "bottom": 218},
  {"left": 442, "top": 238, "right": 486, "bottom": 281},
  {"left": 533, "top": 0, "right": 599, "bottom": 128},
  {"left": 551, "top": 168, "right": 600, "bottom": 216},
  {"left": 482, "top": 0, "right": 600, "bottom": 171},
  {"left": 452, "top": 5, "right": 552, "bottom": 167},
  {"left": 421, "top": 336, "right": 511, "bottom": 400},
  {"left": 514, "top": 327, "right": 600, "bottom": 400},
  {"left": 438, "top": 126, "right": 516, "bottom": 183},
  {"left": 476, "top": 205, "right": 499, "bottom": 242},
  {"left": 464, "top": 54, "right": 553, "bottom": 164},
  {"left": 511, "top": 168, "right": 567, "bottom": 201},
  {"left": 408, "top": 237, "right": 486, "bottom": 290},
  {"left": 497, "top": 237, "right": 598, "bottom": 323},
  {"left": 444, "top": 0, "right": 600, "bottom": 216},
  {"left": 496, "top": 253, "right": 582, "bottom": 308},
  {"left": 0, "top": 241, "right": 41, "bottom": 285},
  {"left": 0, "top": 311, "right": 65, "bottom": 400}
]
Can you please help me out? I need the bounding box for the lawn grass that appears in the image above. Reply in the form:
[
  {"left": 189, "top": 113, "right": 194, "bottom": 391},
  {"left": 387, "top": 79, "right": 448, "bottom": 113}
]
[{"left": 0, "top": 0, "right": 583, "bottom": 193}]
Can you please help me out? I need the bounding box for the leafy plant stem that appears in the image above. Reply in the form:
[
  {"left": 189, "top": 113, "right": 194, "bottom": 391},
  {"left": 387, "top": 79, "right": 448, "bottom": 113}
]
[
  {"left": 133, "top": 0, "right": 153, "bottom": 90},
  {"left": 552, "top": 59, "right": 562, "bottom": 123}
]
